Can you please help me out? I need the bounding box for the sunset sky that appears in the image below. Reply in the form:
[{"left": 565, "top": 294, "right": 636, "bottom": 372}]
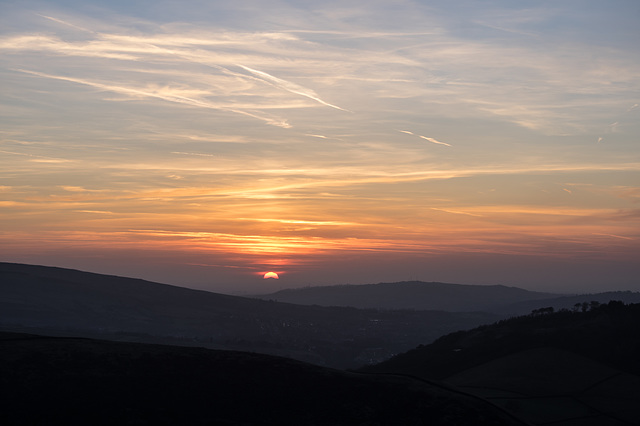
[{"left": 1, "top": 0, "right": 639, "bottom": 294}]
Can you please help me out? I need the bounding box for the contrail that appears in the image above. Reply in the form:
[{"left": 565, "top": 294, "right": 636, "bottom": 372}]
[
  {"left": 37, "top": 14, "right": 94, "bottom": 33},
  {"left": 592, "top": 232, "right": 634, "bottom": 241},
  {"left": 398, "top": 130, "right": 452, "bottom": 147},
  {"left": 237, "top": 64, "right": 350, "bottom": 112}
]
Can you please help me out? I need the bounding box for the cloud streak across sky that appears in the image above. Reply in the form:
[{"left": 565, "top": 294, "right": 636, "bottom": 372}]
[{"left": 0, "top": 0, "right": 638, "bottom": 293}]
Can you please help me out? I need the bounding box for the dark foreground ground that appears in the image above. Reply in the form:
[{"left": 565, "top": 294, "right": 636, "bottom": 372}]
[
  {"left": 0, "top": 332, "right": 523, "bottom": 426},
  {"left": 363, "top": 302, "right": 640, "bottom": 425}
]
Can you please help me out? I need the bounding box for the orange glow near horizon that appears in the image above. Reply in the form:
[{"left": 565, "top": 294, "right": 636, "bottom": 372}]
[{"left": 1, "top": 2, "right": 639, "bottom": 291}]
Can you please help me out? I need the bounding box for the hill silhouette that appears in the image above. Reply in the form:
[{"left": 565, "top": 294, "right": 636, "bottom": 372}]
[
  {"left": 255, "top": 281, "right": 559, "bottom": 312},
  {"left": 0, "top": 262, "right": 498, "bottom": 368},
  {"left": 0, "top": 331, "right": 524, "bottom": 426},
  {"left": 362, "top": 301, "right": 640, "bottom": 425}
]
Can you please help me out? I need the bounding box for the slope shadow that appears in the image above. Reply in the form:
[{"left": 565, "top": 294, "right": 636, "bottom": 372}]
[{"left": 0, "top": 332, "right": 523, "bottom": 426}]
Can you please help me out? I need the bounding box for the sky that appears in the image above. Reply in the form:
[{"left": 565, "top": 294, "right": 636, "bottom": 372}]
[{"left": 1, "top": 0, "right": 639, "bottom": 294}]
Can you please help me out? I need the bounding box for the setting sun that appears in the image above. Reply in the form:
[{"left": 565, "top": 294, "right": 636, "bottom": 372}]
[{"left": 263, "top": 272, "right": 279, "bottom": 279}]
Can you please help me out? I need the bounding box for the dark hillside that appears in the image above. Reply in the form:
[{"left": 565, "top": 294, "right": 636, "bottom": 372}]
[
  {"left": 363, "top": 302, "right": 640, "bottom": 425},
  {"left": 0, "top": 332, "right": 523, "bottom": 426},
  {"left": 364, "top": 301, "right": 640, "bottom": 380}
]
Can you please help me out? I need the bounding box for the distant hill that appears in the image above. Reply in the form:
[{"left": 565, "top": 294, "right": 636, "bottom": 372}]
[
  {"left": 0, "top": 332, "right": 523, "bottom": 426},
  {"left": 255, "top": 281, "right": 559, "bottom": 312},
  {"left": 362, "top": 302, "right": 640, "bottom": 425},
  {"left": 0, "top": 262, "right": 499, "bottom": 369}
]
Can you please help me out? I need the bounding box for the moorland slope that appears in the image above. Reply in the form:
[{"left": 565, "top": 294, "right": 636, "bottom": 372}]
[{"left": 363, "top": 301, "right": 640, "bottom": 425}]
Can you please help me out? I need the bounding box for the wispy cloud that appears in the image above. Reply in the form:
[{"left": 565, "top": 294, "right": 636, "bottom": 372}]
[
  {"left": 592, "top": 233, "right": 634, "bottom": 241},
  {"left": 16, "top": 69, "right": 292, "bottom": 128},
  {"left": 74, "top": 210, "right": 114, "bottom": 214},
  {"left": 1, "top": 10, "right": 636, "bottom": 136},
  {"left": 171, "top": 151, "right": 217, "bottom": 157},
  {"left": 237, "top": 218, "right": 359, "bottom": 227},
  {"left": 431, "top": 208, "right": 482, "bottom": 217},
  {"left": 0, "top": 149, "right": 71, "bottom": 163}
]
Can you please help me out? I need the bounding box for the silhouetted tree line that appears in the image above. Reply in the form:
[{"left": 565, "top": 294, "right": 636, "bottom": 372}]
[
  {"left": 529, "top": 306, "right": 554, "bottom": 316},
  {"left": 528, "top": 299, "right": 623, "bottom": 316}
]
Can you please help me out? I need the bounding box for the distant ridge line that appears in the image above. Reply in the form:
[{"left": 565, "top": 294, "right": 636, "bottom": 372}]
[{"left": 255, "top": 280, "right": 559, "bottom": 313}]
